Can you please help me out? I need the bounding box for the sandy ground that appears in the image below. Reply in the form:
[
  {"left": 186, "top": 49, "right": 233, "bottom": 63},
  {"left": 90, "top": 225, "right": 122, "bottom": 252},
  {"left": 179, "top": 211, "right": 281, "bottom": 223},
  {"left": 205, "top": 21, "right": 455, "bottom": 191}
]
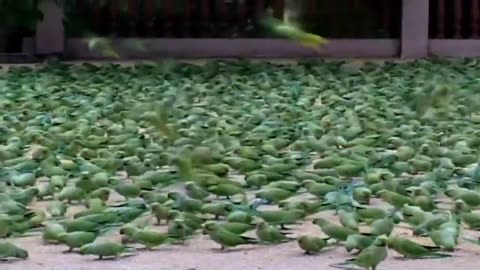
[
  {"left": 5, "top": 232, "right": 480, "bottom": 270},
  {"left": 3, "top": 196, "right": 480, "bottom": 270}
]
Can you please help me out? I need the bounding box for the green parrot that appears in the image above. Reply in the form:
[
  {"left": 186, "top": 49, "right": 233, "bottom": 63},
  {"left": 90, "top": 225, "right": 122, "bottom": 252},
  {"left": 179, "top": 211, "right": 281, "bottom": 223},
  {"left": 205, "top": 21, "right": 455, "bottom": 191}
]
[
  {"left": 297, "top": 236, "right": 328, "bottom": 254},
  {"left": 345, "top": 234, "right": 374, "bottom": 253},
  {"left": 204, "top": 163, "right": 230, "bottom": 177},
  {"left": 215, "top": 222, "right": 254, "bottom": 234},
  {"left": 345, "top": 235, "right": 388, "bottom": 270},
  {"left": 409, "top": 188, "right": 437, "bottom": 211},
  {"left": 452, "top": 199, "right": 470, "bottom": 215},
  {"left": 167, "top": 210, "right": 206, "bottom": 231},
  {"left": 255, "top": 221, "right": 293, "bottom": 244},
  {"left": 134, "top": 170, "right": 176, "bottom": 186},
  {"left": 0, "top": 241, "right": 29, "bottom": 260},
  {"left": 401, "top": 205, "right": 427, "bottom": 226},
  {"left": 263, "top": 163, "right": 298, "bottom": 175},
  {"left": 42, "top": 223, "right": 66, "bottom": 244},
  {"left": 338, "top": 209, "right": 359, "bottom": 231},
  {"left": 167, "top": 192, "right": 203, "bottom": 212},
  {"left": 29, "top": 209, "right": 46, "bottom": 227},
  {"left": 185, "top": 181, "right": 210, "bottom": 200},
  {"left": 254, "top": 209, "right": 305, "bottom": 229},
  {"left": 9, "top": 172, "right": 36, "bottom": 187},
  {"left": 119, "top": 224, "right": 172, "bottom": 249},
  {"left": 353, "top": 186, "right": 372, "bottom": 205},
  {"left": 293, "top": 171, "right": 323, "bottom": 182},
  {"left": 208, "top": 183, "right": 244, "bottom": 199},
  {"left": 57, "top": 186, "right": 85, "bottom": 203},
  {"left": 279, "top": 200, "right": 324, "bottom": 215},
  {"left": 387, "top": 235, "right": 449, "bottom": 258},
  {"left": 59, "top": 231, "right": 97, "bottom": 252},
  {"left": 245, "top": 174, "right": 269, "bottom": 188},
  {"left": 395, "top": 145, "right": 416, "bottom": 161},
  {"left": 49, "top": 175, "right": 67, "bottom": 189},
  {"left": 139, "top": 191, "right": 168, "bottom": 205},
  {"left": 414, "top": 212, "right": 450, "bottom": 236},
  {"left": 76, "top": 158, "right": 103, "bottom": 174},
  {"left": 227, "top": 210, "right": 254, "bottom": 224},
  {"left": 47, "top": 200, "right": 68, "bottom": 217},
  {"left": 224, "top": 157, "right": 261, "bottom": 173},
  {"left": 74, "top": 199, "right": 106, "bottom": 219},
  {"left": 88, "top": 187, "right": 111, "bottom": 202},
  {"left": 36, "top": 182, "right": 55, "bottom": 200},
  {"left": 0, "top": 194, "right": 29, "bottom": 215},
  {"left": 255, "top": 187, "right": 294, "bottom": 204},
  {"left": 201, "top": 202, "right": 233, "bottom": 220},
  {"left": 73, "top": 172, "right": 96, "bottom": 193},
  {"left": 313, "top": 157, "right": 342, "bottom": 169},
  {"left": 335, "top": 163, "right": 366, "bottom": 178},
  {"left": 60, "top": 219, "right": 100, "bottom": 233},
  {"left": 266, "top": 181, "right": 301, "bottom": 192},
  {"left": 150, "top": 203, "right": 171, "bottom": 225},
  {"left": 167, "top": 219, "right": 195, "bottom": 243},
  {"left": 313, "top": 218, "right": 356, "bottom": 242},
  {"left": 377, "top": 190, "right": 414, "bottom": 209},
  {"left": 9, "top": 187, "right": 39, "bottom": 205},
  {"left": 0, "top": 218, "right": 12, "bottom": 238},
  {"left": 203, "top": 222, "right": 257, "bottom": 250},
  {"left": 460, "top": 212, "right": 480, "bottom": 229},
  {"left": 113, "top": 182, "right": 141, "bottom": 200},
  {"left": 430, "top": 221, "right": 459, "bottom": 251},
  {"left": 79, "top": 241, "right": 129, "bottom": 260},
  {"left": 204, "top": 221, "right": 255, "bottom": 235},
  {"left": 370, "top": 217, "right": 395, "bottom": 236},
  {"left": 302, "top": 180, "right": 337, "bottom": 198}
]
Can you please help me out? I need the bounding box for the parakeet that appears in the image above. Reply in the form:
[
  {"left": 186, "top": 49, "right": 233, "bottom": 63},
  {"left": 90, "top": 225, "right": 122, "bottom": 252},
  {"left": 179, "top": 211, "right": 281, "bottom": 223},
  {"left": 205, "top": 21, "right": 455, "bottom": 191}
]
[
  {"left": 313, "top": 218, "right": 356, "bottom": 242},
  {"left": 261, "top": 16, "right": 328, "bottom": 48},
  {"left": 59, "top": 231, "right": 97, "bottom": 252},
  {"left": 255, "top": 221, "right": 293, "bottom": 244},
  {"left": 338, "top": 209, "right": 359, "bottom": 231},
  {"left": 203, "top": 222, "right": 257, "bottom": 250},
  {"left": 297, "top": 236, "right": 328, "bottom": 254},
  {"left": 345, "top": 234, "right": 374, "bottom": 254},
  {"left": 119, "top": 224, "right": 172, "bottom": 249},
  {"left": 0, "top": 241, "right": 29, "bottom": 260},
  {"left": 42, "top": 223, "right": 66, "bottom": 244},
  {"left": 387, "top": 235, "right": 449, "bottom": 258},
  {"left": 79, "top": 242, "right": 129, "bottom": 260},
  {"left": 345, "top": 235, "right": 388, "bottom": 270},
  {"left": 150, "top": 203, "right": 171, "bottom": 225}
]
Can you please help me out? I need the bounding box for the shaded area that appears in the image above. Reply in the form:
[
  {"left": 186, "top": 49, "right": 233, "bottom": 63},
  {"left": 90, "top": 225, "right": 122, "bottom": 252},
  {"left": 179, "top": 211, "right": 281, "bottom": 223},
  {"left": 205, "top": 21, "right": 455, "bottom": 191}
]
[
  {"left": 429, "top": 0, "right": 480, "bottom": 39},
  {"left": 64, "top": 0, "right": 401, "bottom": 39}
]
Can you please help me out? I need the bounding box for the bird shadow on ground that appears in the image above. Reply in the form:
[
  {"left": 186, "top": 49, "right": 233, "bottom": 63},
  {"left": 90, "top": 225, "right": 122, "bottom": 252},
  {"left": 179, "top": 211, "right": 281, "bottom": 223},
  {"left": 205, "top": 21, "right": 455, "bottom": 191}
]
[
  {"left": 328, "top": 262, "right": 362, "bottom": 270},
  {"left": 136, "top": 246, "right": 183, "bottom": 252},
  {"left": 288, "top": 246, "right": 338, "bottom": 258},
  {"left": 392, "top": 256, "right": 455, "bottom": 260},
  {"left": 0, "top": 259, "right": 26, "bottom": 264},
  {"left": 210, "top": 246, "right": 262, "bottom": 253},
  {"left": 91, "top": 253, "right": 137, "bottom": 261}
]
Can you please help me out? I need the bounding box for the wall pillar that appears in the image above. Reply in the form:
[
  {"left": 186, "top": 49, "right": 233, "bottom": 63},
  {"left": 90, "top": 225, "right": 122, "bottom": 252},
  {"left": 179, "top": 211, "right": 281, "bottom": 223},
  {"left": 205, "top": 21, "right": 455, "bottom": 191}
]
[
  {"left": 401, "top": 0, "right": 430, "bottom": 58},
  {"left": 35, "top": 0, "right": 65, "bottom": 56}
]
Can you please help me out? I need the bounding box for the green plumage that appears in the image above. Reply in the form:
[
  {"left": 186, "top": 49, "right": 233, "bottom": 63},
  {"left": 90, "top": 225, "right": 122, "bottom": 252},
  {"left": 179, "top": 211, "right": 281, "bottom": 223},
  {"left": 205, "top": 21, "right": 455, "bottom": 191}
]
[
  {"left": 297, "top": 236, "right": 328, "bottom": 254},
  {"left": 313, "top": 218, "right": 356, "bottom": 242}
]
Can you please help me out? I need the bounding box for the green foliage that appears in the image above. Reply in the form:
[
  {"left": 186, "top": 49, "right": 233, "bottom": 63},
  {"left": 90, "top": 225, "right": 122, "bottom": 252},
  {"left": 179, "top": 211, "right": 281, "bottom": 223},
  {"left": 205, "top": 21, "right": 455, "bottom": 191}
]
[{"left": 0, "top": 0, "right": 43, "bottom": 30}]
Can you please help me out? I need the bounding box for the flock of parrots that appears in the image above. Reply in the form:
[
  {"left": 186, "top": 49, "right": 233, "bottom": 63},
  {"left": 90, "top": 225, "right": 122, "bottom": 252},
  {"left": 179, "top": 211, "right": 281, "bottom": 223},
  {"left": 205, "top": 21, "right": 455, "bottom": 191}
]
[{"left": 1, "top": 59, "right": 480, "bottom": 270}]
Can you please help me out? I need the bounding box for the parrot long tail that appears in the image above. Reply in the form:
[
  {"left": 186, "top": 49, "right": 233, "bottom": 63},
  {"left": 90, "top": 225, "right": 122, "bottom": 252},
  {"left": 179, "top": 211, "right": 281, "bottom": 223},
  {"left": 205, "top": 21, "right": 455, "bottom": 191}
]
[
  {"left": 241, "top": 236, "right": 259, "bottom": 244},
  {"left": 328, "top": 260, "right": 360, "bottom": 270},
  {"left": 462, "top": 237, "right": 480, "bottom": 245},
  {"left": 419, "top": 252, "right": 453, "bottom": 258}
]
